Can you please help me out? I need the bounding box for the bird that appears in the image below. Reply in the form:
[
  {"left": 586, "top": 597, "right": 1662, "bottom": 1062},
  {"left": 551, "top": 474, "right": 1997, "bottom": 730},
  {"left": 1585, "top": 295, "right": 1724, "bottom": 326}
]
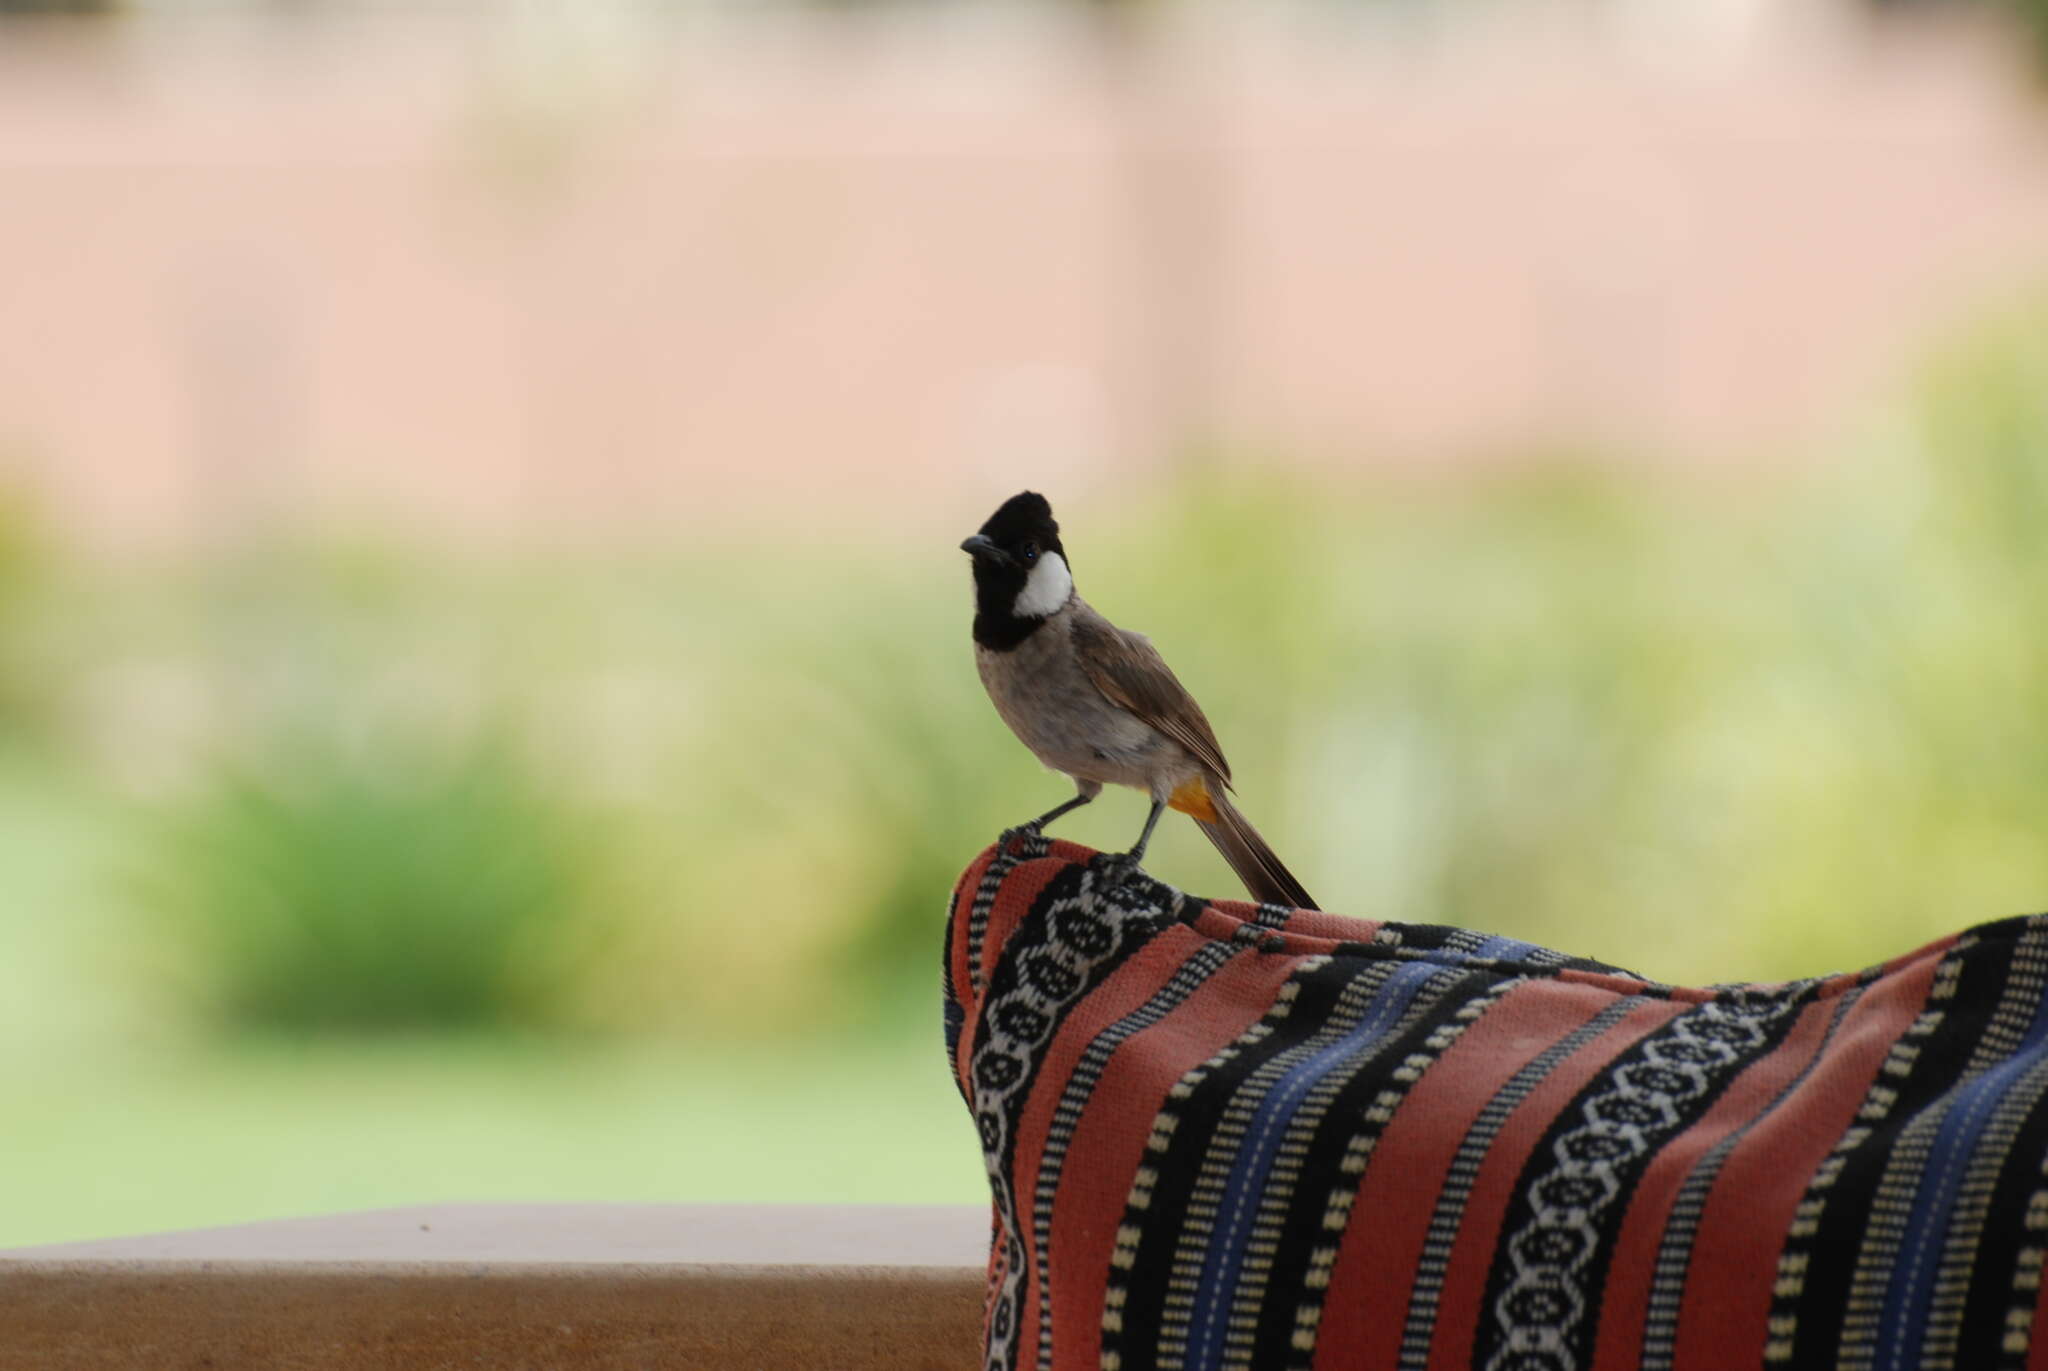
[{"left": 960, "top": 491, "right": 1318, "bottom": 910}]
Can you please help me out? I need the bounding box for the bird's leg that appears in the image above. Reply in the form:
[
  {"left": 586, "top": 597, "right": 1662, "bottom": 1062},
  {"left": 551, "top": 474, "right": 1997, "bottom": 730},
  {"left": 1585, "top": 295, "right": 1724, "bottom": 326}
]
[
  {"left": 1029, "top": 790, "right": 1097, "bottom": 832},
  {"left": 1001, "top": 782, "right": 1100, "bottom": 853},
  {"left": 1124, "top": 798, "right": 1166, "bottom": 863},
  {"left": 1092, "top": 797, "right": 1165, "bottom": 884}
]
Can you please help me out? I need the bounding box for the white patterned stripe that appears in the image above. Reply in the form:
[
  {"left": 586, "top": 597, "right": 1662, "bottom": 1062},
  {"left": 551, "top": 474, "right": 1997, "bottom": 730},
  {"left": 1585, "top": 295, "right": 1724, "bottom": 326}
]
[
  {"left": 1636, "top": 987, "right": 1864, "bottom": 1370},
  {"left": 972, "top": 855, "right": 1171, "bottom": 1371},
  {"left": 1484, "top": 994, "right": 1804, "bottom": 1371},
  {"left": 1395, "top": 995, "right": 1647, "bottom": 1371}
]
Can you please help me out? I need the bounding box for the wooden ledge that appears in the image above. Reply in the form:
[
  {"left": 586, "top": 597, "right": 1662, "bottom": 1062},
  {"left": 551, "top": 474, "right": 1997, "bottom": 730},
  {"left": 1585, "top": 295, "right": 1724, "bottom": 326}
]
[{"left": 0, "top": 1204, "right": 988, "bottom": 1370}]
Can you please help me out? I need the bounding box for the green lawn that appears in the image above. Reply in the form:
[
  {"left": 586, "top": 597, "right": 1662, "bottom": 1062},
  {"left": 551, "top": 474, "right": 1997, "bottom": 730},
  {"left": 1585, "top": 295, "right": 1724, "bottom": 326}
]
[
  {"left": 4, "top": 1033, "right": 984, "bottom": 1248},
  {"left": 0, "top": 768, "right": 984, "bottom": 1249}
]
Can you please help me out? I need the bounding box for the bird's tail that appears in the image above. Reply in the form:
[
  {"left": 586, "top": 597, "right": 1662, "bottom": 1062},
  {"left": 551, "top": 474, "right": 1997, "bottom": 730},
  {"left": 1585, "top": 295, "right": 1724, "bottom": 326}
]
[{"left": 1194, "top": 789, "right": 1318, "bottom": 911}]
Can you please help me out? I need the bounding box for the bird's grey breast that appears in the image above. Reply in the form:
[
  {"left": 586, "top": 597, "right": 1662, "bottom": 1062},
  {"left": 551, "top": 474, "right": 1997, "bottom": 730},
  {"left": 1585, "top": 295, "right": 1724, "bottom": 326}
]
[{"left": 975, "top": 607, "right": 1165, "bottom": 785}]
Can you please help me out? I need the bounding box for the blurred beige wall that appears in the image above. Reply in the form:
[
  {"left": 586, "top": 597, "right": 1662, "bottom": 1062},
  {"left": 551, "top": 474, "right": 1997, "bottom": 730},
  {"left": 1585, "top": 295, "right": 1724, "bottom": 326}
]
[{"left": 2, "top": 4, "right": 2048, "bottom": 547}]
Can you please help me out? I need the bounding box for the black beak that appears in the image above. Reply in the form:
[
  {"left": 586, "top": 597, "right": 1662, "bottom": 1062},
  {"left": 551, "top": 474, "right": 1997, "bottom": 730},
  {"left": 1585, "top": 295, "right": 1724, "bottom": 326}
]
[{"left": 960, "top": 534, "right": 1011, "bottom": 566}]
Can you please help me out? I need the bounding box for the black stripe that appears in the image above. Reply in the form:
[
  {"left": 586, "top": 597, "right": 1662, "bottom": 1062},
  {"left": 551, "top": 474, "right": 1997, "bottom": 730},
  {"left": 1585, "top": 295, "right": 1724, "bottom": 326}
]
[
  {"left": 1246, "top": 968, "right": 1508, "bottom": 1370},
  {"left": 1951, "top": 1052, "right": 2048, "bottom": 1371},
  {"left": 1029, "top": 928, "right": 1249, "bottom": 1371},
  {"left": 1778, "top": 940, "right": 2007, "bottom": 1365},
  {"left": 1102, "top": 955, "right": 1369, "bottom": 1371}
]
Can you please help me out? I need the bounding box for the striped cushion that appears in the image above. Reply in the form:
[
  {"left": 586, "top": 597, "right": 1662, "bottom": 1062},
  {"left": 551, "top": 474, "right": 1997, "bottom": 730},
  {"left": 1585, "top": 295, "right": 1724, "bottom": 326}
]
[{"left": 943, "top": 835, "right": 2048, "bottom": 1371}]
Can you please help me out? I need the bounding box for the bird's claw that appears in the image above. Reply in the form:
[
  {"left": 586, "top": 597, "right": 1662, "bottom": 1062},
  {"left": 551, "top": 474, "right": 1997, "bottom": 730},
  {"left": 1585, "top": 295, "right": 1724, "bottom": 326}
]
[
  {"left": 999, "top": 822, "right": 1045, "bottom": 855},
  {"left": 1088, "top": 849, "right": 1145, "bottom": 886}
]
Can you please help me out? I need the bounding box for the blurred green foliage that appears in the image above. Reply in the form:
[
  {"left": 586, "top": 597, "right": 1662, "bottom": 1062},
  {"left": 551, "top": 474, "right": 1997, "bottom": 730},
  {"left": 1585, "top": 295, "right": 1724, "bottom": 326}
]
[
  {"left": 0, "top": 0, "right": 121, "bottom": 15},
  {"left": 135, "top": 734, "right": 606, "bottom": 1033},
  {"left": 7, "top": 305, "right": 2048, "bottom": 1051}
]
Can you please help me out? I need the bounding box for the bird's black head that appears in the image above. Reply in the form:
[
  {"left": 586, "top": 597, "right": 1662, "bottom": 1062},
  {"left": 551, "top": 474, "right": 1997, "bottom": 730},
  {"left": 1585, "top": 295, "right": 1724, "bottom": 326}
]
[{"left": 961, "top": 491, "right": 1073, "bottom": 651}]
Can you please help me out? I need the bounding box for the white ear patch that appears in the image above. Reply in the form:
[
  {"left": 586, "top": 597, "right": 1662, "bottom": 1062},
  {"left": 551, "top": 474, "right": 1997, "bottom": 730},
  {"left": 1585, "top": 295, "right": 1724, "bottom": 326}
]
[{"left": 1014, "top": 551, "right": 1073, "bottom": 618}]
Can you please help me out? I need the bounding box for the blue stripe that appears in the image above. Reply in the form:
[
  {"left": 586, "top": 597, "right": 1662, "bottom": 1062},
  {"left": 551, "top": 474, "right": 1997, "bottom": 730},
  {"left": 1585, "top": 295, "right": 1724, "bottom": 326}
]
[
  {"left": 1877, "top": 968, "right": 2048, "bottom": 1370},
  {"left": 1184, "top": 935, "right": 1518, "bottom": 1371},
  {"left": 1471, "top": 935, "right": 1538, "bottom": 962}
]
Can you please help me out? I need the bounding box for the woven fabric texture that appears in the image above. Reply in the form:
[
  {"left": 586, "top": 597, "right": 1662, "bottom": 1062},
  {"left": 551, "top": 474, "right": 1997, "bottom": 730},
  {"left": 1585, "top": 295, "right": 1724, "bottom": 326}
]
[{"left": 944, "top": 835, "right": 2048, "bottom": 1371}]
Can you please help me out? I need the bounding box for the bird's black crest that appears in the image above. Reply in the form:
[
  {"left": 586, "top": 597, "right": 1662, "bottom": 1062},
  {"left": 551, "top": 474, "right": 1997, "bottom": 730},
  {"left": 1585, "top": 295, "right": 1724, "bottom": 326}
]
[
  {"left": 966, "top": 491, "right": 1070, "bottom": 651},
  {"left": 977, "top": 491, "right": 1062, "bottom": 555}
]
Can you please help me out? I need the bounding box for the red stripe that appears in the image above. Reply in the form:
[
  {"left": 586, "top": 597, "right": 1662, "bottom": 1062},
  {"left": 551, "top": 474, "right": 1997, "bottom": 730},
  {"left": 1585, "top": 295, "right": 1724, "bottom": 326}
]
[
  {"left": 1422, "top": 992, "right": 1686, "bottom": 1371},
  {"left": 1185, "top": 901, "right": 1385, "bottom": 956},
  {"left": 1280, "top": 908, "right": 1394, "bottom": 942},
  {"left": 1589, "top": 995, "right": 1839, "bottom": 1370},
  {"left": 1044, "top": 938, "right": 1303, "bottom": 1371},
  {"left": 1669, "top": 945, "right": 1942, "bottom": 1371},
  {"left": 1556, "top": 965, "right": 1696, "bottom": 1000},
  {"left": 1310, "top": 977, "right": 1629, "bottom": 1369},
  {"left": 1004, "top": 925, "right": 1218, "bottom": 1365},
  {"left": 1874, "top": 929, "right": 1964, "bottom": 980},
  {"left": 1188, "top": 894, "right": 1392, "bottom": 947}
]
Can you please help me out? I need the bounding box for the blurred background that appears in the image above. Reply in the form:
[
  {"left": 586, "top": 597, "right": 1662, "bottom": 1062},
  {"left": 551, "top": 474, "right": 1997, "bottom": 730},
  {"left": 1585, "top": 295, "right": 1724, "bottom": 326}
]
[{"left": 8, "top": 0, "right": 2048, "bottom": 1245}]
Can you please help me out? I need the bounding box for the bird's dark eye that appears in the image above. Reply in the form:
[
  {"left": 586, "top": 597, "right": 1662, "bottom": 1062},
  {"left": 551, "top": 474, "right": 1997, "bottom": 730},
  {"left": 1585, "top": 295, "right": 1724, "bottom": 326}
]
[{"left": 1020, "top": 540, "right": 1040, "bottom": 565}]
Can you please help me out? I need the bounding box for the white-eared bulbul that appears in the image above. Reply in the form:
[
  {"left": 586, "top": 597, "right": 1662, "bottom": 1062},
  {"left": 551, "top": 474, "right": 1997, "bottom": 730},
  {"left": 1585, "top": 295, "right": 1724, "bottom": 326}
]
[{"left": 961, "top": 491, "right": 1318, "bottom": 910}]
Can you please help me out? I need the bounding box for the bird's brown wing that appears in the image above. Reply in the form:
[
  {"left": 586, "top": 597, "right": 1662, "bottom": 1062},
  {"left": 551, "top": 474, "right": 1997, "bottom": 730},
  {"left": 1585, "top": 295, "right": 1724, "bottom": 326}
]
[{"left": 1069, "top": 605, "right": 1234, "bottom": 788}]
